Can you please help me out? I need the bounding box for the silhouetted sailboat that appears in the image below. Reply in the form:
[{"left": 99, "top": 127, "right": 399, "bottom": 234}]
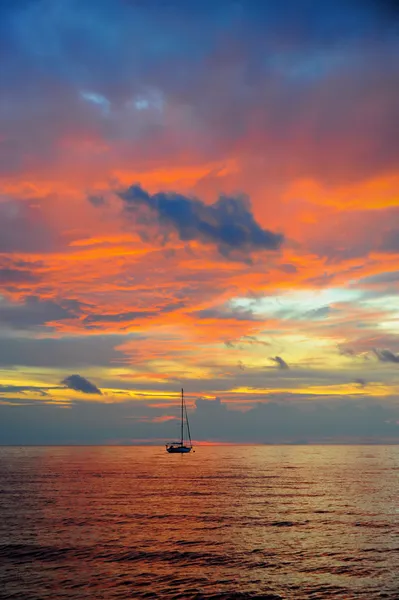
[{"left": 166, "top": 389, "right": 193, "bottom": 453}]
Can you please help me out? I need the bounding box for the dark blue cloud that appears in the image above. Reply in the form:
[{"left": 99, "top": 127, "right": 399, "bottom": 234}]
[
  {"left": 119, "top": 185, "right": 283, "bottom": 259},
  {"left": 61, "top": 374, "right": 102, "bottom": 395},
  {"left": 373, "top": 348, "right": 399, "bottom": 364},
  {"left": 270, "top": 356, "right": 289, "bottom": 370}
]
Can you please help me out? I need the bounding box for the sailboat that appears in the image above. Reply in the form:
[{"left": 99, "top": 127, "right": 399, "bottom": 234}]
[{"left": 166, "top": 388, "right": 193, "bottom": 453}]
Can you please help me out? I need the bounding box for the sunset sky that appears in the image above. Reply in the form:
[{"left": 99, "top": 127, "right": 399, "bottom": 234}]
[{"left": 1, "top": 0, "right": 398, "bottom": 443}]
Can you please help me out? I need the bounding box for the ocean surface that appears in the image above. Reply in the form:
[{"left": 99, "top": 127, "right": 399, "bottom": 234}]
[{"left": 0, "top": 445, "right": 398, "bottom": 600}]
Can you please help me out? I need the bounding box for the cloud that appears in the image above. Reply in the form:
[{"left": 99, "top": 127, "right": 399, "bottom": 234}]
[
  {"left": 242, "top": 335, "right": 270, "bottom": 346},
  {"left": 358, "top": 270, "right": 399, "bottom": 286},
  {"left": 88, "top": 194, "right": 106, "bottom": 207},
  {"left": 61, "top": 374, "right": 102, "bottom": 395},
  {"left": 0, "top": 0, "right": 397, "bottom": 189},
  {"left": 0, "top": 334, "right": 128, "bottom": 368},
  {"left": 0, "top": 200, "right": 59, "bottom": 253},
  {"left": 338, "top": 345, "right": 357, "bottom": 357},
  {"left": 191, "top": 397, "right": 399, "bottom": 443},
  {"left": 0, "top": 0, "right": 398, "bottom": 445},
  {"left": 0, "top": 257, "right": 43, "bottom": 289},
  {"left": 0, "top": 296, "right": 81, "bottom": 330},
  {"left": 0, "top": 267, "right": 39, "bottom": 285},
  {"left": 0, "top": 384, "right": 52, "bottom": 397},
  {"left": 354, "top": 378, "right": 367, "bottom": 388},
  {"left": 270, "top": 356, "right": 289, "bottom": 369},
  {"left": 118, "top": 185, "right": 283, "bottom": 260},
  {"left": 83, "top": 310, "right": 157, "bottom": 326},
  {"left": 373, "top": 348, "right": 399, "bottom": 363},
  {"left": 1, "top": 395, "right": 399, "bottom": 444},
  {"left": 196, "top": 306, "right": 259, "bottom": 322},
  {"left": 279, "top": 264, "right": 298, "bottom": 274},
  {"left": 304, "top": 306, "right": 332, "bottom": 320},
  {"left": 368, "top": 0, "right": 399, "bottom": 19},
  {"left": 225, "top": 335, "right": 270, "bottom": 350},
  {"left": 224, "top": 340, "right": 235, "bottom": 348},
  {"left": 307, "top": 206, "right": 399, "bottom": 261}
]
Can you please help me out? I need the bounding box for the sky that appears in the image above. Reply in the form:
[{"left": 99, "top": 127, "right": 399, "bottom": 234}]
[{"left": 0, "top": 0, "right": 398, "bottom": 444}]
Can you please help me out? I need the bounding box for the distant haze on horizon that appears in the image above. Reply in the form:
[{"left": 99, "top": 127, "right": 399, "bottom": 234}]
[{"left": 0, "top": 0, "right": 398, "bottom": 445}]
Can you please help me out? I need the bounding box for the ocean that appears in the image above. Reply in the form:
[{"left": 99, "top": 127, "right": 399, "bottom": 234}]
[{"left": 0, "top": 445, "right": 398, "bottom": 599}]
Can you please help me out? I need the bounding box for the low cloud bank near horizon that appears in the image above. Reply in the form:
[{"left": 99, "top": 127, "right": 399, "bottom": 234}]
[{"left": 0, "top": 396, "right": 398, "bottom": 445}]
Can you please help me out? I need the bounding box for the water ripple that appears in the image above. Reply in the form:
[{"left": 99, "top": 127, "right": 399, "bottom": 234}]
[{"left": 1, "top": 445, "right": 399, "bottom": 600}]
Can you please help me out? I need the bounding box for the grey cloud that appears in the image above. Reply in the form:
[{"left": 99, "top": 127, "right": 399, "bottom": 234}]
[
  {"left": 0, "top": 258, "right": 43, "bottom": 288},
  {"left": 270, "top": 356, "right": 289, "bottom": 369},
  {"left": 304, "top": 306, "right": 332, "bottom": 320},
  {"left": 306, "top": 273, "right": 336, "bottom": 287},
  {"left": 338, "top": 334, "right": 399, "bottom": 358},
  {"left": 1, "top": 395, "right": 399, "bottom": 444},
  {"left": 0, "top": 296, "right": 81, "bottom": 330},
  {"left": 0, "top": 265, "right": 40, "bottom": 285},
  {"left": 0, "top": 334, "right": 129, "bottom": 368},
  {"left": 61, "top": 374, "right": 102, "bottom": 395},
  {"left": 354, "top": 378, "right": 367, "bottom": 388},
  {"left": 373, "top": 227, "right": 399, "bottom": 254},
  {"left": 88, "top": 194, "right": 107, "bottom": 207},
  {"left": 309, "top": 207, "right": 399, "bottom": 261},
  {"left": 373, "top": 348, "right": 399, "bottom": 363},
  {"left": 83, "top": 310, "right": 156, "bottom": 325},
  {"left": 279, "top": 263, "right": 297, "bottom": 274},
  {"left": 97, "top": 362, "right": 396, "bottom": 397},
  {"left": 195, "top": 306, "right": 259, "bottom": 321},
  {"left": 224, "top": 336, "right": 269, "bottom": 349},
  {"left": 118, "top": 185, "right": 283, "bottom": 261},
  {"left": 359, "top": 270, "right": 399, "bottom": 285},
  {"left": 242, "top": 336, "right": 270, "bottom": 346},
  {"left": 83, "top": 302, "right": 185, "bottom": 327},
  {"left": 338, "top": 345, "right": 357, "bottom": 357},
  {"left": 0, "top": 384, "right": 53, "bottom": 397},
  {"left": 271, "top": 304, "right": 335, "bottom": 323},
  {"left": 0, "top": 200, "right": 58, "bottom": 253},
  {"left": 192, "top": 397, "right": 399, "bottom": 443}
]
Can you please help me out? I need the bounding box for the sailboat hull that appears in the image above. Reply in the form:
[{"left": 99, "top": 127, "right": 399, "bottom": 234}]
[{"left": 166, "top": 445, "right": 192, "bottom": 454}]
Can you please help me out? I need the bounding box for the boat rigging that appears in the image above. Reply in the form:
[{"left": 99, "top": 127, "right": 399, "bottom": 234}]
[{"left": 166, "top": 388, "right": 193, "bottom": 454}]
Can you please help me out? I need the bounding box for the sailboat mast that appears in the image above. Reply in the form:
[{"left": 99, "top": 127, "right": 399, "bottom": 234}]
[{"left": 181, "top": 388, "right": 184, "bottom": 445}]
